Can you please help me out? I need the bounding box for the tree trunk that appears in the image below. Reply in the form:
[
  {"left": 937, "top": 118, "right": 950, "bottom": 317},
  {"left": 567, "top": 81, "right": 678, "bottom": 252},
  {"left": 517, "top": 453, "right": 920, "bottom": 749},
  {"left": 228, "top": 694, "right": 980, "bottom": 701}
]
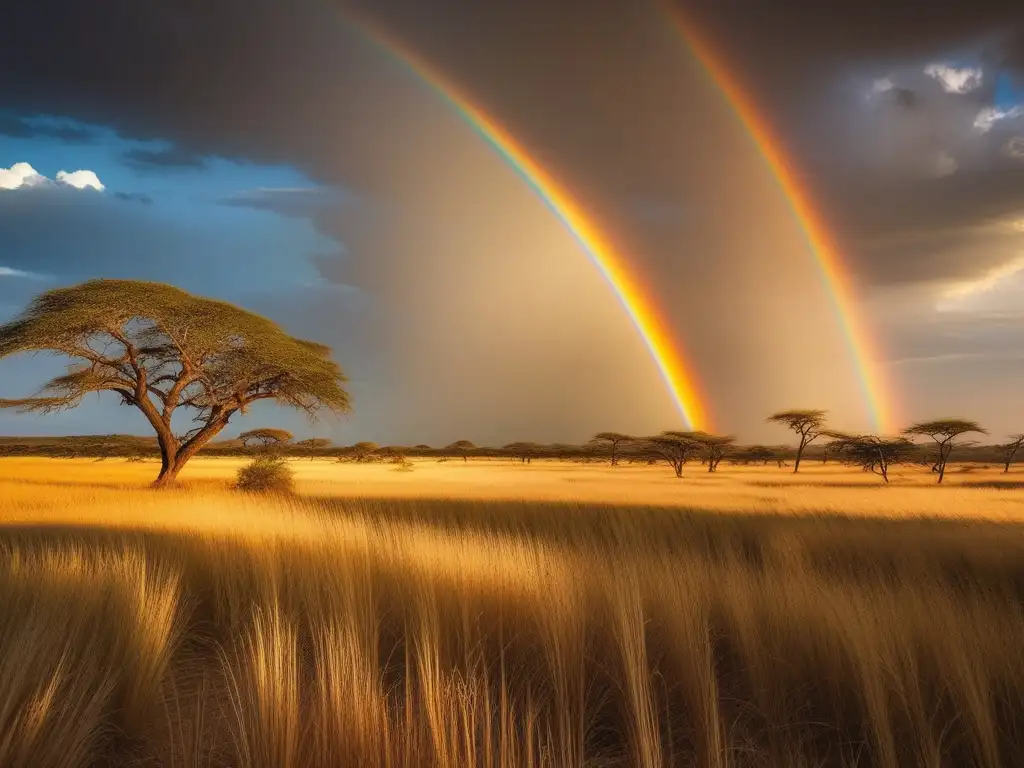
[
  {"left": 793, "top": 450, "right": 803, "bottom": 474},
  {"left": 152, "top": 433, "right": 181, "bottom": 488},
  {"left": 153, "top": 456, "right": 186, "bottom": 487},
  {"left": 151, "top": 421, "right": 224, "bottom": 488},
  {"left": 1004, "top": 460, "right": 1011, "bottom": 473}
]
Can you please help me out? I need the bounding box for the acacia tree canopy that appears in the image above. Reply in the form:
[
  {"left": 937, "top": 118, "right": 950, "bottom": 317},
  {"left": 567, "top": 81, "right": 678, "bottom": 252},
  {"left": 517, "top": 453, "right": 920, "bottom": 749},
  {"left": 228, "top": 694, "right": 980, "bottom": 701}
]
[
  {"left": 827, "top": 433, "right": 916, "bottom": 483},
  {"left": 239, "top": 428, "right": 294, "bottom": 449},
  {"left": 996, "top": 434, "right": 1024, "bottom": 474},
  {"left": 689, "top": 431, "right": 736, "bottom": 473},
  {"left": 591, "top": 432, "right": 632, "bottom": 466},
  {"left": 903, "top": 418, "right": 986, "bottom": 484},
  {"left": 0, "top": 279, "right": 351, "bottom": 486},
  {"left": 644, "top": 431, "right": 703, "bottom": 478},
  {"left": 766, "top": 409, "right": 827, "bottom": 474}
]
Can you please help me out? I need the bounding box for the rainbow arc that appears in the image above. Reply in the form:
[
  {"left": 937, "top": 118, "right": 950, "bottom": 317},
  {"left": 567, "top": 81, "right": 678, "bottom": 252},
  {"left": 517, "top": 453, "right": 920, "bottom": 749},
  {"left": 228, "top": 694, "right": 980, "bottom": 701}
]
[
  {"left": 349, "top": 14, "right": 712, "bottom": 431},
  {"left": 664, "top": 5, "right": 896, "bottom": 433}
]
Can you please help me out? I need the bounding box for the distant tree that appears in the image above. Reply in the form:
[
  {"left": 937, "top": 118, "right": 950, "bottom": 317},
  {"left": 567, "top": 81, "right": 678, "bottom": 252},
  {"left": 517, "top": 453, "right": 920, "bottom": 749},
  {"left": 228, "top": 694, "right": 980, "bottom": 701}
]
[
  {"left": 743, "top": 445, "right": 775, "bottom": 466},
  {"left": 591, "top": 432, "right": 632, "bottom": 466},
  {"left": 295, "top": 437, "right": 332, "bottom": 460},
  {"left": 239, "top": 428, "right": 294, "bottom": 454},
  {"left": 503, "top": 442, "right": 541, "bottom": 464},
  {"left": 690, "top": 432, "right": 735, "bottom": 473},
  {"left": 644, "top": 432, "right": 702, "bottom": 478},
  {"left": 445, "top": 440, "right": 476, "bottom": 462},
  {"left": 342, "top": 441, "right": 380, "bottom": 462},
  {"left": 827, "top": 433, "right": 916, "bottom": 483},
  {"left": 996, "top": 434, "right": 1024, "bottom": 474},
  {"left": 903, "top": 419, "right": 987, "bottom": 484},
  {"left": 0, "top": 280, "right": 349, "bottom": 486},
  {"left": 766, "top": 409, "right": 828, "bottom": 473}
]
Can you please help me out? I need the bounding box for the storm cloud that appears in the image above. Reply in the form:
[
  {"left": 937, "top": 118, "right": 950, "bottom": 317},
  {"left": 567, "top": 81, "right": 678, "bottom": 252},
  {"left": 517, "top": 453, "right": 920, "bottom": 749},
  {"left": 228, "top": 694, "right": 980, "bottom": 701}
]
[{"left": 0, "top": 0, "right": 1021, "bottom": 440}]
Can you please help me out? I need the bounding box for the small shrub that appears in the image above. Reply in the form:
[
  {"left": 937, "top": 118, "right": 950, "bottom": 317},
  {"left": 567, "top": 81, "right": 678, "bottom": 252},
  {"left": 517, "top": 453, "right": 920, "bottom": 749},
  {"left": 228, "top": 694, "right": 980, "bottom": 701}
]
[{"left": 236, "top": 455, "right": 295, "bottom": 494}]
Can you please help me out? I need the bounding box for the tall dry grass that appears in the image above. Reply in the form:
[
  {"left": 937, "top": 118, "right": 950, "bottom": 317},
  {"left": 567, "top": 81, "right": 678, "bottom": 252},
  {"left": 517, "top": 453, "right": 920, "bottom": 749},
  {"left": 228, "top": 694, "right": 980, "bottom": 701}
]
[{"left": 0, "top": 487, "right": 1023, "bottom": 765}]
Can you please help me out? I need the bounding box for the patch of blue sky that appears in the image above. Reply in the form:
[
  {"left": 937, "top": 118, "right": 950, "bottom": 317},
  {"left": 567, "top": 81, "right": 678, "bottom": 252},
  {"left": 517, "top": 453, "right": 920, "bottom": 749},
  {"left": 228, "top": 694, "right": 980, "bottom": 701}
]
[
  {"left": 994, "top": 72, "right": 1023, "bottom": 110},
  {"left": 0, "top": 112, "right": 346, "bottom": 295}
]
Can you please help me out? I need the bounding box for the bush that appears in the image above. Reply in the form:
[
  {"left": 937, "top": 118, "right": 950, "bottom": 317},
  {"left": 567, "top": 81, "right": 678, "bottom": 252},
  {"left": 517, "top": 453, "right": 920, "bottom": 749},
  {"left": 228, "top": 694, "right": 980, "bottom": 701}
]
[{"left": 235, "top": 455, "right": 295, "bottom": 494}]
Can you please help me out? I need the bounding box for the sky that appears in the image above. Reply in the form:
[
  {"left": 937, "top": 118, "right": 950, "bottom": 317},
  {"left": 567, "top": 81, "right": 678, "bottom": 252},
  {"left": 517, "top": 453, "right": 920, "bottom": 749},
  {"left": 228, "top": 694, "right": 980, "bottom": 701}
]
[{"left": 0, "top": 0, "right": 1021, "bottom": 446}]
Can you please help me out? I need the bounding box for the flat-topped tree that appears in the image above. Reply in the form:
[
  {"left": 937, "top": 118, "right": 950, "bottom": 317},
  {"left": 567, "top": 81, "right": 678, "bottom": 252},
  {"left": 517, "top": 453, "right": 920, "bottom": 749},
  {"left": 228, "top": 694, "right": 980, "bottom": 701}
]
[
  {"left": 745, "top": 445, "right": 775, "bottom": 466},
  {"left": 689, "top": 432, "right": 736, "bottom": 473},
  {"left": 645, "top": 431, "right": 703, "bottom": 478},
  {"left": 0, "top": 280, "right": 350, "bottom": 487},
  {"left": 766, "top": 409, "right": 828, "bottom": 473},
  {"left": 996, "top": 434, "right": 1024, "bottom": 474},
  {"left": 591, "top": 432, "right": 632, "bottom": 466},
  {"left": 828, "top": 433, "right": 916, "bottom": 483},
  {"left": 445, "top": 440, "right": 476, "bottom": 462},
  {"left": 296, "top": 437, "right": 332, "bottom": 460},
  {"left": 903, "top": 419, "right": 986, "bottom": 484},
  {"left": 503, "top": 442, "right": 541, "bottom": 464},
  {"left": 239, "top": 428, "right": 294, "bottom": 454}
]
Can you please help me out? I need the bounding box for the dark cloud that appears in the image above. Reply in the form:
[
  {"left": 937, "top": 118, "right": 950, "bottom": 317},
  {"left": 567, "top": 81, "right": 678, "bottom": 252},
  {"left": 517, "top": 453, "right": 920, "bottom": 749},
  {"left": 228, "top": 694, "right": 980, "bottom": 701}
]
[
  {"left": 219, "top": 187, "right": 348, "bottom": 218},
  {"left": 0, "top": 113, "right": 96, "bottom": 143},
  {"left": 0, "top": 0, "right": 1022, "bottom": 437},
  {"left": 675, "top": 0, "right": 1024, "bottom": 85},
  {"left": 122, "top": 145, "right": 207, "bottom": 170},
  {"left": 113, "top": 191, "right": 154, "bottom": 205}
]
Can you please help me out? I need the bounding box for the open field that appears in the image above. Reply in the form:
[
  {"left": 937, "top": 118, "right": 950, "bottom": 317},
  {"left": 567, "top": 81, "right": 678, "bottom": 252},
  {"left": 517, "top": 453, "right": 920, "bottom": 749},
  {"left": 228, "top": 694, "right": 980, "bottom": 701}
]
[
  {"left": 4, "top": 456, "right": 1024, "bottom": 521},
  {"left": 2, "top": 458, "right": 1024, "bottom": 766}
]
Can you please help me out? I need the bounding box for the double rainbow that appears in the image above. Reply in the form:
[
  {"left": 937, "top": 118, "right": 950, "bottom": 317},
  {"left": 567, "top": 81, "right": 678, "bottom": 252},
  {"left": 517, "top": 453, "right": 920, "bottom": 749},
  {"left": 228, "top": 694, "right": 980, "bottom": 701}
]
[{"left": 347, "top": 8, "right": 896, "bottom": 435}]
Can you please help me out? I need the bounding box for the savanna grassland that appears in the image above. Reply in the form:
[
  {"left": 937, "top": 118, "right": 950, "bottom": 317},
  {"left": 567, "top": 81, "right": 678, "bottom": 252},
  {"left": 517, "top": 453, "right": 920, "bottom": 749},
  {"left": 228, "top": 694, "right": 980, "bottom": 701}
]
[{"left": 3, "top": 457, "right": 1024, "bottom": 767}]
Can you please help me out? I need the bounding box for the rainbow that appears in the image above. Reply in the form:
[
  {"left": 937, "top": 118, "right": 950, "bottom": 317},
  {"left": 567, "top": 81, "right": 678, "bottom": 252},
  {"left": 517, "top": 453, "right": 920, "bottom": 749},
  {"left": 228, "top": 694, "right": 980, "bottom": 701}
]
[
  {"left": 664, "top": 6, "right": 895, "bottom": 434},
  {"left": 346, "top": 14, "right": 711, "bottom": 431}
]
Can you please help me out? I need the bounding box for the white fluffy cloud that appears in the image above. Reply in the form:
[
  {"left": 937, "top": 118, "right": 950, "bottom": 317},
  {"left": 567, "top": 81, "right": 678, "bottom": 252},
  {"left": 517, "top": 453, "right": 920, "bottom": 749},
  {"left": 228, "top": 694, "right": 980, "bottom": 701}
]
[
  {"left": 54, "top": 169, "right": 104, "bottom": 190},
  {"left": 975, "top": 105, "right": 1024, "bottom": 132},
  {"left": 0, "top": 162, "right": 46, "bottom": 190},
  {"left": 924, "top": 62, "right": 984, "bottom": 94},
  {"left": 0, "top": 162, "right": 104, "bottom": 191}
]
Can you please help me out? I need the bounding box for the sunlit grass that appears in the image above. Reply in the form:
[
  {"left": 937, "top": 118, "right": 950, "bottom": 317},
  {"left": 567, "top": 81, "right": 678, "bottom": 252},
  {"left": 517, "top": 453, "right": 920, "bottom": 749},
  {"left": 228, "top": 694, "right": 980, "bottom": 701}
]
[{"left": 0, "top": 458, "right": 1023, "bottom": 765}]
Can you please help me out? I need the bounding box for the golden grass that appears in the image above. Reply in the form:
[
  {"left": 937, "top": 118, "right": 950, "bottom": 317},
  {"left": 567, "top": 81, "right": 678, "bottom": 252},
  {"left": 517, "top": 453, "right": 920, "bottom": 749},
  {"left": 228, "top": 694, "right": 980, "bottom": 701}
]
[{"left": 1, "top": 458, "right": 1024, "bottom": 765}]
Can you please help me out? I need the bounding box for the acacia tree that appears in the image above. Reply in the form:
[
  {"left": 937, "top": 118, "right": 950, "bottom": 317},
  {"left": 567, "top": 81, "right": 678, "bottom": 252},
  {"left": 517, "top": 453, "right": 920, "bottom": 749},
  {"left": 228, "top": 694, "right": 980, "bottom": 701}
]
[
  {"left": 690, "top": 432, "right": 735, "bottom": 473},
  {"left": 591, "top": 432, "right": 632, "bottom": 466},
  {"left": 239, "top": 428, "right": 294, "bottom": 454},
  {"left": 827, "top": 433, "right": 916, "bottom": 483},
  {"left": 743, "top": 445, "right": 775, "bottom": 466},
  {"left": 445, "top": 440, "right": 476, "bottom": 462},
  {"left": 644, "top": 432, "right": 702, "bottom": 478},
  {"left": 996, "top": 434, "right": 1024, "bottom": 474},
  {"left": 296, "top": 437, "right": 332, "bottom": 460},
  {"left": 903, "top": 419, "right": 986, "bottom": 484},
  {"left": 0, "top": 280, "right": 350, "bottom": 486},
  {"left": 344, "top": 441, "right": 379, "bottom": 462},
  {"left": 766, "top": 409, "right": 827, "bottom": 473}
]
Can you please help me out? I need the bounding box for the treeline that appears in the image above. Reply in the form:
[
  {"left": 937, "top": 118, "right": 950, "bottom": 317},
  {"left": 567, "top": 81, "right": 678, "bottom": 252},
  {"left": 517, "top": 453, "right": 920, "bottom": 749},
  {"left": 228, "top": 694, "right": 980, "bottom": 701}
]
[{"left": 2, "top": 426, "right": 1021, "bottom": 474}]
